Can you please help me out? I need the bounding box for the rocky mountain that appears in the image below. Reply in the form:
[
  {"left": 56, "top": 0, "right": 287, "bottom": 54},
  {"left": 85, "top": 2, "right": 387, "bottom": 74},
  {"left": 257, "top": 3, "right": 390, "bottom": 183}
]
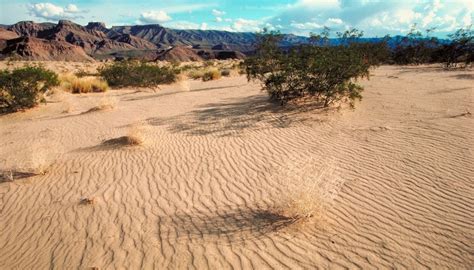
[
  {"left": 1, "top": 20, "right": 260, "bottom": 61},
  {"left": 2, "top": 36, "right": 94, "bottom": 61},
  {"left": 0, "top": 28, "right": 19, "bottom": 51},
  {"left": 0, "top": 20, "right": 307, "bottom": 61},
  {"left": 156, "top": 46, "right": 203, "bottom": 62}
]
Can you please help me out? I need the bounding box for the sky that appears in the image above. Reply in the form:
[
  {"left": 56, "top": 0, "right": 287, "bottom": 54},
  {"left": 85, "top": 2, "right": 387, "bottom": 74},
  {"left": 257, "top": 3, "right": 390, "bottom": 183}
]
[{"left": 0, "top": 0, "right": 472, "bottom": 37}]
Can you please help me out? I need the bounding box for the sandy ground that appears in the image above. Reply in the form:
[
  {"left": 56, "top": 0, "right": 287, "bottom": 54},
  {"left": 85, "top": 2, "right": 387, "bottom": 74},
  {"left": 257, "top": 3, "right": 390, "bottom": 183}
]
[{"left": 0, "top": 65, "right": 473, "bottom": 269}]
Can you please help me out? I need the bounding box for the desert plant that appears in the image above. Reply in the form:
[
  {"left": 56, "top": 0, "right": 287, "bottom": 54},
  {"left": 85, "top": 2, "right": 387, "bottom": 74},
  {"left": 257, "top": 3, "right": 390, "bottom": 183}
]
[
  {"left": 0, "top": 66, "right": 59, "bottom": 113},
  {"left": 202, "top": 68, "right": 221, "bottom": 81},
  {"left": 220, "top": 69, "right": 231, "bottom": 77},
  {"left": 244, "top": 28, "right": 371, "bottom": 107},
  {"left": 188, "top": 69, "right": 205, "bottom": 80},
  {"left": 440, "top": 26, "right": 474, "bottom": 68},
  {"left": 74, "top": 69, "right": 98, "bottom": 77},
  {"left": 391, "top": 25, "right": 441, "bottom": 65},
  {"left": 98, "top": 61, "right": 179, "bottom": 87},
  {"left": 60, "top": 74, "right": 108, "bottom": 93}
]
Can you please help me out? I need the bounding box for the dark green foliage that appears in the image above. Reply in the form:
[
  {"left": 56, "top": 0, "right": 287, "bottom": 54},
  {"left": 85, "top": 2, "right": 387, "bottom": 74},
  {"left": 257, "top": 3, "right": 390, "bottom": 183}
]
[
  {"left": 244, "top": 28, "right": 371, "bottom": 107},
  {"left": 391, "top": 25, "right": 473, "bottom": 67},
  {"left": 392, "top": 26, "right": 440, "bottom": 65},
  {"left": 99, "top": 61, "right": 179, "bottom": 87},
  {"left": 440, "top": 27, "right": 474, "bottom": 68},
  {"left": 0, "top": 66, "right": 59, "bottom": 113}
]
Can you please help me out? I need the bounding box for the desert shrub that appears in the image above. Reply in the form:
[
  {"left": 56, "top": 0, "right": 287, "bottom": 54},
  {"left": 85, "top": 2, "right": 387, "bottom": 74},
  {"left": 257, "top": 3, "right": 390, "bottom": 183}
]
[
  {"left": 74, "top": 69, "right": 97, "bottom": 77},
  {"left": 391, "top": 26, "right": 441, "bottom": 65},
  {"left": 99, "top": 61, "right": 179, "bottom": 87},
  {"left": 244, "top": 29, "right": 371, "bottom": 107},
  {"left": 202, "top": 69, "right": 221, "bottom": 81},
  {"left": 188, "top": 69, "right": 205, "bottom": 80},
  {"left": 60, "top": 74, "right": 109, "bottom": 93},
  {"left": 0, "top": 66, "right": 59, "bottom": 113},
  {"left": 220, "top": 69, "right": 231, "bottom": 77},
  {"left": 439, "top": 27, "right": 473, "bottom": 68}
]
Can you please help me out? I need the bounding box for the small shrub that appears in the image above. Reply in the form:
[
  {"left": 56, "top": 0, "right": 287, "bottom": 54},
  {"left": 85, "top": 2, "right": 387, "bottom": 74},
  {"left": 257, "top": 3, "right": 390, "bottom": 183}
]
[
  {"left": 60, "top": 74, "right": 108, "bottom": 93},
  {"left": 99, "top": 61, "right": 179, "bottom": 87},
  {"left": 188, "top": 69, "right": 205, "bottom": 80},
  {"left": 220, "top": 69, "right": 231, "bottom": 77},
  {"left": 74, "top": 69, "right": 97, "bottom": 78},
  {"left": 0, "top": 66, "right": 59, "bottom": 113},
  {"left": 202, "top": 69, "right": 221, "bottom": 81}
]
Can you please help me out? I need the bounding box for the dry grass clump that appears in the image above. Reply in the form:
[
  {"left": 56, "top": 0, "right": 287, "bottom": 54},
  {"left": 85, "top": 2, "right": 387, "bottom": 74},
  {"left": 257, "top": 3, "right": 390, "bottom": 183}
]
[
  {"left": 0, "top": 139, "right": 61, "bottom": 182},
  {"left": 202, "top": 68, "right": 221, "bottom": 81},
  {"left": 60, "top": 73, "right": 109, "bottom": 94},
  {"left": 79, "top": 197, "right": 96, "bottom": 205},
  {"left": 102, "top": 122, "right": 147, "bottom": 147},
  {"left": 83, "top": 96, "right": 116, "bottom": 114},
  {"left": 270, "top": 155, "right": 342, "bottom": 227},
  {"left": 188, "top": 69, "right": 205, "bottom": 80},
  {"left": 273, "top": 192, "right": 321, "bottom": 223}
]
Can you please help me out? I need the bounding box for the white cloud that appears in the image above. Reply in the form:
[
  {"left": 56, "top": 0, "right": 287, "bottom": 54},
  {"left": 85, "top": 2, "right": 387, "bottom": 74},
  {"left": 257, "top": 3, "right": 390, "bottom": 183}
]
[
  {"left": 326, "top": 18, "right": 343, "bottom": 25},
  {"left": 200, "top": 22, "right": 208, "bottom": 30},
  {"left": 272, "top": 0, "right": 473, "bottom": 36},
  {"left": 164, "top": 20, "right": 200, "bottom": 29},
  {"left": 297, "top": 0, "right": 340, "bottom": 9},
  {"left": 290, "top": 22, "right": 323, "bottom": 30},
  {"left": 28, "top": 2, "right": 85, "bottom": 21},
  {"left": 65, "top": 4, "right": 79, "bottom": 13},
  {"left": 232, "top": 18, "right": 262, "bottom": 32},
  {"left": 139, "top": 11, "right": 171, "bottom": 24},
  {"left": 212, "top": 9, "right": 226, "bottom": 16},
  {"left": 215, "top": 17, "right": 223, "bottom": 22}
]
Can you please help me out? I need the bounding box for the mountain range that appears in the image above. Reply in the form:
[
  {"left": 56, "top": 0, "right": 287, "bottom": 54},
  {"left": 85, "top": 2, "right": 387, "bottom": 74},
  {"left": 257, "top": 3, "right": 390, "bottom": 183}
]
[
  {"left": 0, "top": 20, "right": 264, "bottom": 61},
  {"left": 0, "top": 20, "right": 450, "bottom": 62}
]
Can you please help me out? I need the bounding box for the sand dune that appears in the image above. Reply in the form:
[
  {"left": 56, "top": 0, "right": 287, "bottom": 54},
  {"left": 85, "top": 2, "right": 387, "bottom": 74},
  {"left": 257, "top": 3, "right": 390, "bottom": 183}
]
[{"left": 0, "top": 65, "right": 473, "bottom": 269}]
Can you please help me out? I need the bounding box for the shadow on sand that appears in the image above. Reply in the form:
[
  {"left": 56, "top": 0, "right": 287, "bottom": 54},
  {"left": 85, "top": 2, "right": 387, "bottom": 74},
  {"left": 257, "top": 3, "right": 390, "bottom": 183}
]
[
  {"left": 147, "top": 95, "right": 327, "bottom": 137},
  {"left": 160, "top": 207, "right": 300, "bottom": 243},
  {"left": 0, "top": 171, "right": 39, "bottom": 183}
]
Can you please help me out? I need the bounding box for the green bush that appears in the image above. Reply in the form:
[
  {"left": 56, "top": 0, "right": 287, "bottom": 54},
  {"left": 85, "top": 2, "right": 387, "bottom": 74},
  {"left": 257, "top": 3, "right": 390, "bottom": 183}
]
[
  {"left": 244, "top": 29, "right": 371, "bottom": 107},
  {"left": 0, "top": 66, "right": 59, "bottom": 113},
  {"left": 99, "top": 61, "right": 179, "bottom": 87}
]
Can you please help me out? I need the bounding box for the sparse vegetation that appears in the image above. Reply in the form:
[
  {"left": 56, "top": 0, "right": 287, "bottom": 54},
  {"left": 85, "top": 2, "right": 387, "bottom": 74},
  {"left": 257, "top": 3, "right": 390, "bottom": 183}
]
[
  {"left": 102, "top": 122, "right": 147, "bottom": 147},
  {"left": 244, "top": 28, "right": 371, "bottom": 107},
  {"left": 202, "top": 68, "right": 221, "bottom": 81},
  {"left": 391, "top": 25, "right": 473, "bottom": 68},
  {"left": 99, "top": 61, "right": 179, "bottom": 87},
  {"left": 83, "top": 96, "right": 116, "bottom": 114},
  {"left": 188, "top": 69, "right": 206, "bottom": 80},
  {"left": 60, "top": 74, "right": 109, "bottom": 93},
  {"left": 0, "top": 66, "right": 59, "bottom": 113}
]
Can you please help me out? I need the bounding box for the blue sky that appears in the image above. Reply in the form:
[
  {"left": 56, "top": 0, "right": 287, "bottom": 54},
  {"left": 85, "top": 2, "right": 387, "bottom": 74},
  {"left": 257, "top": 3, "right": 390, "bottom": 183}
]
[{"left": 0, "top": 0, "right": 472, "bottom": 37}]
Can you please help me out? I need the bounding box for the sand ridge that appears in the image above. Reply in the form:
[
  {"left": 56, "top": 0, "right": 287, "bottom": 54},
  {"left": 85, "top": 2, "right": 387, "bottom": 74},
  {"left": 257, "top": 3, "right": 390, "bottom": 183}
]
[{"left": 0, "top": 65, "right": 473, "bottom": 269}]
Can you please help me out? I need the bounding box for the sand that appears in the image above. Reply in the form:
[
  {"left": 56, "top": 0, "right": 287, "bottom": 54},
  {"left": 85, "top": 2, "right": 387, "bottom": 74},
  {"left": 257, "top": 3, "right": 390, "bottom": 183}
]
[{"left": 0, "top": 65, "right": 473, "bottom": 269}]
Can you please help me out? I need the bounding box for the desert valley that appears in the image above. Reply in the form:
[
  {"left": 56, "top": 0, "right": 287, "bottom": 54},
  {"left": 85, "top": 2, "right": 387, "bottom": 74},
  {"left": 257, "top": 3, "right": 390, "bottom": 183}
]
[
  {"left": 0, "top": 2, "right": 473, "bottom": 269},
  {"left": 1, "top": 60, "right": 473, "bottom": 268}
]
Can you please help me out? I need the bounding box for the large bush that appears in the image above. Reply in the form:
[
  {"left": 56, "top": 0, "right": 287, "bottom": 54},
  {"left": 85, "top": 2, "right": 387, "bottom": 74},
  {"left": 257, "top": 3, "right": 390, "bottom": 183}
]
[
  {"left": 0, "top": 66, "right": 59, "bottom": 113},
  {"left": 99, "top": 61, "right": 179, "bottom": 87},
  {"left": 244, "top": 29, "right": 372, "bottom": 107}
]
